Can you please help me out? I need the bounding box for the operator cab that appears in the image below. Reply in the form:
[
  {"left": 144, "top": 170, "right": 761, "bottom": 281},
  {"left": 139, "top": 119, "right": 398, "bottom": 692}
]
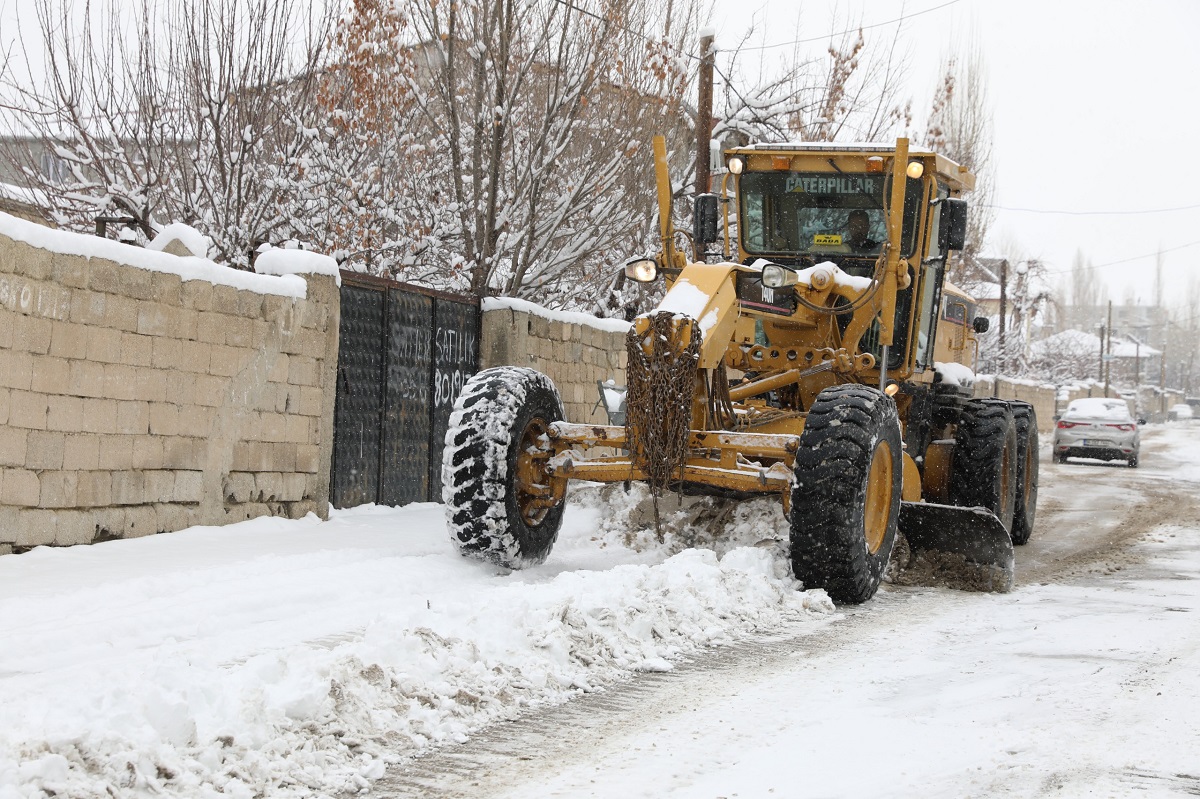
[{"left": 733, "top": 148, "right": 928, "bottom": 282}]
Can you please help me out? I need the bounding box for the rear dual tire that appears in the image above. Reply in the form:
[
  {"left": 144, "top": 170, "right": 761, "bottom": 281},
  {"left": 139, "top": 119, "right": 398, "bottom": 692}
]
[
  {"left": 950, "top": 400, "right": 1018, "bottom": 533},
  {"left": 1009, "top": 403, "right": 1038, "bottom": 545}
]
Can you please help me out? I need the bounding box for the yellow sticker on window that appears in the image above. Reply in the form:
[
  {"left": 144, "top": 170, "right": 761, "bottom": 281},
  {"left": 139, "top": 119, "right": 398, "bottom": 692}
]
[{"left": 813, "top": 234, "right": 843, "bottom": 246}]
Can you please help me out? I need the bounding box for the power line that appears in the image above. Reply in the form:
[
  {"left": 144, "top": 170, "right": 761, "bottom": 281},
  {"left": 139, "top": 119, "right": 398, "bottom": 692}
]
[
  {"left": 1043, "top": 238, "right": 1200, "bottom": 275},
  {"left": 546, "top": 0, "right": 963, "bottom": 62},
  {"left": 545, "top": 0, "right": 688, "bottom": 55},
  {"left": 987, "top": 200, "right": 1200, "bottom": 216},
  {"left": 734, "top": 0, "right": 963, "bottom": 52},
  {"left": 712, "top": 62, "right": 758, "bottom": 126}
]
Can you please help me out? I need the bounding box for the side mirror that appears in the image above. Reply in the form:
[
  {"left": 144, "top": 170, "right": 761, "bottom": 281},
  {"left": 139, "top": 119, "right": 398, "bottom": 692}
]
[
  {"left": 940, "top": 198, "right": 969, "bottom": 251},
  {"left": 693, "top": 193, "right": 719, "bottom": 250},
  {"left": 972, "top": 316, "right": 990, "bottom": 333},
  {"left": 1138, "top": 418, "right": 1147, "bottom": 426}
]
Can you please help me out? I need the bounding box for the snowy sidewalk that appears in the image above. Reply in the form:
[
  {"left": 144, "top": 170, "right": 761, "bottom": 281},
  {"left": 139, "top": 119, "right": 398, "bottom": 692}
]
[{"left": 0, "top": 489, "right": 833, "bottom": 798}]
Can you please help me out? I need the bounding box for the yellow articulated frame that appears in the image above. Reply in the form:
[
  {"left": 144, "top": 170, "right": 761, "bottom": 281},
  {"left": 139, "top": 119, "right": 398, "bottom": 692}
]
[
  {"left": 901, "top": 451, "right": 923, "bottom": 502},
  {"left": 545, "top": 422, "right": 798, "bottom": 495},
  {"left": 921, "top": 441, "right": 954, "bottom": 503}
]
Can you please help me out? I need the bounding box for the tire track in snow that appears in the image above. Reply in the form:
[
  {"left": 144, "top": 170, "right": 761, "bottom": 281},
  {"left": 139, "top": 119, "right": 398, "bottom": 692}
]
[{"left": 367, "top": 594, "right": 954, "bottom": 798}]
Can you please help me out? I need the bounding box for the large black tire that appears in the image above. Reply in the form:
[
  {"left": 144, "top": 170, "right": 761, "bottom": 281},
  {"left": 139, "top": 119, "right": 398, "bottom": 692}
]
[
  {"left": 442, "top": 367, "right": 566, "bottom": 569},
  {"left": 790, "top": 384, "right": 902, "bottom": 605},
  {"left": 949, "top": 400, "right": 1017, "bottom": 532},
  {"left": 1009, "top": 402, "right": 1039, "bottom": 546}
]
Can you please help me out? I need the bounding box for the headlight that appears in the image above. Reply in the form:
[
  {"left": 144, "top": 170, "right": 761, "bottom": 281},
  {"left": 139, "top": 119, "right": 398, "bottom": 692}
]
[
  {"left": 761, "top": 263, "right": 797, "bottom": 289},
  {"left": 624, "top": 257, "right": 658, "bottom": 282}
]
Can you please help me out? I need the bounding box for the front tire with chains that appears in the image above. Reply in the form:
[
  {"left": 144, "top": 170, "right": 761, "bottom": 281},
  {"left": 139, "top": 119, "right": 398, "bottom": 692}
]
[
  {"left": 442, "top": 367, "right": 566, "bottom": 569},
  {"left": 789, "top": 384, "right": 902, "bottom": 605}
]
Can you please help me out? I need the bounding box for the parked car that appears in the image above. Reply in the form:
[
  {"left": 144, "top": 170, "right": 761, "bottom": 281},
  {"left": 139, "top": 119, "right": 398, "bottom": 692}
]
[
  {"left": 1053, "top": 398, "right": 1142, "bottom": 467},
  {"left": 1168, "top": 403, "right": 1194, "bottom": 422}
]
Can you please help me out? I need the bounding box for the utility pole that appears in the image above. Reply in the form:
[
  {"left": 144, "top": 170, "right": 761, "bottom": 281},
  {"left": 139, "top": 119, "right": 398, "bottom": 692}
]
[
  {"left": 694, "top": 31, "right": 715, "bottom": 196},
  {"left": 1104, "top": 300, "right": 1113, "bottom": 397},
  {"left": 1189, "top": 348, "right": 1195, "bottom": 398},
  {"left": 1161, "top": 337, "right": 1167, "bottom": 419},
  {"left": 998, "top": 259, "right": 1008, "bottom": 374},
  {"left": 1098, "top": 323, "right": 1105, "bottom": 382},
  {"left": 1135, "top": 340, "right": 1141, "bottom": 394}
]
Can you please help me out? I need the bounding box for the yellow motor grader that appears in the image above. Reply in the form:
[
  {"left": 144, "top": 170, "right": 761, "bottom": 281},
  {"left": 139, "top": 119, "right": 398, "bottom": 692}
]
[{"left": 443, "top": 136, "right": 1038, "bottom": 604}]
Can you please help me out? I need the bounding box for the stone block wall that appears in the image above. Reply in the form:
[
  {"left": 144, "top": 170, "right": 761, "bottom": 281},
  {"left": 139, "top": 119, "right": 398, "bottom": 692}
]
[
  {"left": 0, "top": 214, "right": 339, "bottom": 551},
  {"left": 973, "top": 377, "right": 1189, "bottom": 429},
  {"left": 480, "top": 299, "right": 629, "bottom": 424},
  {"left": 973, "top": 377, "right": 1059, "bottom": 433}
]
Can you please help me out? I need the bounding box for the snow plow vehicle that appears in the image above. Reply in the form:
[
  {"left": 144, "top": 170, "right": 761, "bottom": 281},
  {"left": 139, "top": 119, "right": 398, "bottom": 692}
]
[{"left": 443, "top": 136, "right": 1038, "bottom": 604}]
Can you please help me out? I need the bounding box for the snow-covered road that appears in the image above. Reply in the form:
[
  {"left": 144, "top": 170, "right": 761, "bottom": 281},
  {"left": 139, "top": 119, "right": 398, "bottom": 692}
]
[{"left": 3, "top": 425, "right": 1200, "bottom": 798}]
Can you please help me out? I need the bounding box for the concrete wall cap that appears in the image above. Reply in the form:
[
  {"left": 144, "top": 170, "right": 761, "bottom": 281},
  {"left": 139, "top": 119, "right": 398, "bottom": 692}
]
[
  {"left": 482, "top": 297, "right": 631, "bottom": 334},
  {"left": 254, "top": 247, "right": 341, "bottom": 286},
  {"left": 0, "top": 210, "right": 306, "bottom": 299},
  {"left": 146, "top": 223, "right": 212, "bottom": 259}
]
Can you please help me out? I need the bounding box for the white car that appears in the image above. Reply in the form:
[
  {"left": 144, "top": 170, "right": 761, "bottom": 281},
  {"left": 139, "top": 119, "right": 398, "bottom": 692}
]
[
  {"left": 1053, "top": 397, "right": 1142, "bottom": 467},
  {"left": 1169, "top": 404, "right": 1194, "bottom": 421}
]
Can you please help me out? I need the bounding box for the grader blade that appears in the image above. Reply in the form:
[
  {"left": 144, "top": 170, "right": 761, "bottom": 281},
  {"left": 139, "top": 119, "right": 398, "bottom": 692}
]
[{"left": 896, "top": 502, "right": 1015, "bottom": 593}]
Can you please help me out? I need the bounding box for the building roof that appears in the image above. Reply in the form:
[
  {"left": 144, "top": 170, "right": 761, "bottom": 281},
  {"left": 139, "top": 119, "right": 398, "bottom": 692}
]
[{"left": 1030, "top": 329, "right": 1160, "bottom": 359}]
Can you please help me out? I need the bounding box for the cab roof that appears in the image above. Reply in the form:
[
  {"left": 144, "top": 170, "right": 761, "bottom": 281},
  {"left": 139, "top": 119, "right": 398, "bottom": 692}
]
[{"left": 726, "top": 140, "right": 975, "bottom": 192}]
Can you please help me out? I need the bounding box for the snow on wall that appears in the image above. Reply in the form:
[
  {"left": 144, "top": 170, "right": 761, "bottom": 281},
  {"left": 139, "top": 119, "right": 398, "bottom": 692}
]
[
  {"left": 481, "top": 300, "right": 628, "bottom": 425},
  {"left": 0, "top": 211, "right": 340, "bottom": 550},
  {"left": 974, "top": 376, "right": 1064, "bottom": 433},
  {"left": 0, "top": 210, "right": 311, "bottom": 298},
  {"left": 482, "top": 296, "right": 631, "bottom": 334}
]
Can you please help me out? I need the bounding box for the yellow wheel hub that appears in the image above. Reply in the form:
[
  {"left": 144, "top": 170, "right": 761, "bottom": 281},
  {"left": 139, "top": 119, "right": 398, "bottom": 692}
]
[
  {"left": 863, "top": 441, "right": 894, "bottom": 554},
  {"left": 514, "top": 417, "right": 558, "bottom": 527}
]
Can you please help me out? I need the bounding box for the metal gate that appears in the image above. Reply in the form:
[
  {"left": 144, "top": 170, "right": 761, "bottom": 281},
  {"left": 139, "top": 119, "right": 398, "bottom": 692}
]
[{"left": 331, "top": 273, "right": 479, "bottom": 509}]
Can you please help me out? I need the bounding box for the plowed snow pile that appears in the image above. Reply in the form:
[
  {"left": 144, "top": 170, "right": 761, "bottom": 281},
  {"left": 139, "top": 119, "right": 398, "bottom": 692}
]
[{"left": 0, "top": 490, "right": 832, "bottom": 799}]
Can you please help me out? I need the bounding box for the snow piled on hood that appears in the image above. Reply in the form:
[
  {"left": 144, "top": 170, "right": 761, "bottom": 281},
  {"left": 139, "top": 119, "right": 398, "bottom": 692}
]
[
  {"left": 935, "top": 361, "right": 975, "bottom": 388},
  {"left": 0, "top": 490, "right": 832, "bottom": 798}
]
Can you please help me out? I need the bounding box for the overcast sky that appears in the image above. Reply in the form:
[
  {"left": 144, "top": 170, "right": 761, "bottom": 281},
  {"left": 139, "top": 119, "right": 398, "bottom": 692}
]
[{"left": 709, "top": 0, "right": 1200, "bottom": 313}]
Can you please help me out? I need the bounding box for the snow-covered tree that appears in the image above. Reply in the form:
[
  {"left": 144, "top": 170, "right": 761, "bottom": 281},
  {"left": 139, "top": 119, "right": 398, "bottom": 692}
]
[
  {"left": 714, "top": 24, "right": 910, "bottom": 148},
  {"left": 1028, "top": 329, "right": 1104, "bottom": 384},
  {"left": 921, "top": 36, "right": 994, "bottom": 288},
  {"left": 290, "top": 0, "right": 443, "bottom": 277},
  {"left": 1, "top": 0, "right": 335, "bottom": 266},
  {"left": 388, "top": 0, "right": 700, "bottom": 303}
]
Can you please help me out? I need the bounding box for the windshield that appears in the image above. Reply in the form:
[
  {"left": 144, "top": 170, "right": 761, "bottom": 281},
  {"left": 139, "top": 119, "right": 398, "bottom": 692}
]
[{"left": 739, "top": 171, "right": 887, "bottom": 257}]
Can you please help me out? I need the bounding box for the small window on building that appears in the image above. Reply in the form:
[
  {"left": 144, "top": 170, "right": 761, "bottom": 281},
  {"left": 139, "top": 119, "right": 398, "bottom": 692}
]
[{"left": 40, "top": 151, "right": 70, "bottom": 184}]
